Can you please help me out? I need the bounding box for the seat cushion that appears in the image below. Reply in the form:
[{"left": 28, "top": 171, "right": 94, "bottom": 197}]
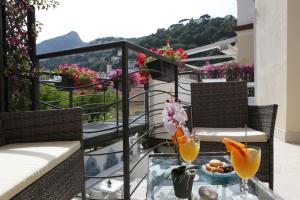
[
  {"left": 193, "top": 127, "right": 268, "bottom": 142},
  {"left": 0, "top": 141, "right": 81, "bottom": 200}
]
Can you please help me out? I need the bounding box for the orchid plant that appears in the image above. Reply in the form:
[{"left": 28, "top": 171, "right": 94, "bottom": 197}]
[
  {"left": 162, "top": 98, "right": 188, "bottom": 136},
  {"left": 162, "top": 96, "right": 194, "bottom": 167}
]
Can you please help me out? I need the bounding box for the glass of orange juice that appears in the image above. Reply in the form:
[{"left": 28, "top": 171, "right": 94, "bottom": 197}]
[
  {"left": 231, "top": 145, "right": 261, "bottom": 200},
  {"left": 178, "top": 134, "right": 200, "bottom": 165}
]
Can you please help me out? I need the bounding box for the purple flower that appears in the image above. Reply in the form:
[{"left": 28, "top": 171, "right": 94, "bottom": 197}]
[{"left": 10, "top": 75, "right": 18, "bottom": 81}]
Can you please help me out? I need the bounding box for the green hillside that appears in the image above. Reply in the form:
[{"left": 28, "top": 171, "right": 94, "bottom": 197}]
[{"left": 39, "top": 14, "right": 236, "bottom": 71}]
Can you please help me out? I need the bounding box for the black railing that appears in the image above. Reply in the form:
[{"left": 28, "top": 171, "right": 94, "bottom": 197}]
[{"left": 37, "top": 40, "right": 186, "bottom": 200}]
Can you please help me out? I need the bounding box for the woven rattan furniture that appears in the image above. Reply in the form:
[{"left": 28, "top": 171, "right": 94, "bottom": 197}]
[
  {"left": 0, "top": 108, "right": 85, "bottom": 200},
  {"left": 190, "top": 81, "right": 278, "bottom": 189}
]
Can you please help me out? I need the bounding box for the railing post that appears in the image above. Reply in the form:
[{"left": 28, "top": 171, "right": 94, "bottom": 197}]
[
  {"left": 27, "top": 6, "right": 38, "bottom": 110},
  {"left": 0, "top": 3, "right": 4, "bottom": 112},
  {"left": 0, "top": 2, "right": 8, "bottom": 112},
  {"left": 174, "top": 64, "right": 178, "bottom": 99},
  {"left": 116, "top": 84, "right": 119, "bottom": 138},
  {"left": 69, "top": 90, "right": 73, "bottom": 108},
  {"left": 121, "top": 44, "right": 130, "bottom": 199},
  {"left": 144, "top": 83, "right": 149, "bottom": 126}
]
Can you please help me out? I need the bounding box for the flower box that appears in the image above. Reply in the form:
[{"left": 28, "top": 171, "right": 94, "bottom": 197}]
[
  {"left": 55, "top": 75, "right": 75, "bottom": 91},
  {"left": 146, "top": 59, "right": 176, "bottom": 82}
]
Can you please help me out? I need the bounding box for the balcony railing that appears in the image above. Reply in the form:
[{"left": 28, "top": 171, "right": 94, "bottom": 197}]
[{"left": 37, "top": 40, "right": 190, "bottom": 199}]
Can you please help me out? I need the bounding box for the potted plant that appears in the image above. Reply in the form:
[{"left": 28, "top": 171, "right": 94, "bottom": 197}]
[
  {"left": 225, "top": 62, "right": 242, "bottom": 81},
  {"left": 138, "top": 40, "right": 187, "bottom": 83},
  {"left": 171, "top": 165, "right": 198, "bottom": 199},
  {"left": 162, "top": 97, "right": 199, "bottom": 198},
  {"left": 55, "top": 64, "right": 102, "bottom": 94},
  {"left": 201, "top": 62, "right": 226, "bottom": 82},
  {"left": 108, "top": 68, "right": 140, "bottom": 91}
]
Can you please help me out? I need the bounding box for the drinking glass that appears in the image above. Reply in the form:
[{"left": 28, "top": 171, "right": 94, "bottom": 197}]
[
  {"left": 230, "top": 145, "right": 261, "bottom": 200},
  {"left": 178, "top": 134, "right": 200, "bottom": 165}
]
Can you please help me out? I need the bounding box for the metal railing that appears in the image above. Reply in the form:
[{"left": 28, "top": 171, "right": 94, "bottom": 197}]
[{"left": 37, "top": 40, "right": 183, "bottom": 200}]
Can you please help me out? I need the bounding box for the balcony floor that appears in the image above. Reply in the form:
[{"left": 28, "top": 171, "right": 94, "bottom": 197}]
[{"left": 274, "top": 136, "right": 300, "bottom": 200}]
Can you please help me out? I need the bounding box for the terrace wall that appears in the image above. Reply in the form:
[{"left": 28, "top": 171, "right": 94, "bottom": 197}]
[{"left": 255, "top": 0, "right": 300, "bottom": 143}]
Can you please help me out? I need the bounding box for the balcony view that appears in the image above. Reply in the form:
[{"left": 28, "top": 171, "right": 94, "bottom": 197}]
[{"left": 0, "top": 0, "right": 299, "bottom": 200}]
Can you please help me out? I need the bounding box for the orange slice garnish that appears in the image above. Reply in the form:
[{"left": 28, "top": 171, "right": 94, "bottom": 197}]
[
  {"left": 222, "top": 137, "right": 247, "bottom": 157},
  {"left": 172, "top": 126, "right": 188, "bottom": 145}
]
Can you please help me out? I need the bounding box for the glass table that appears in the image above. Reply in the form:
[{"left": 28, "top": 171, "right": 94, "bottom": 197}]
[{"left": 147, "top": 153, "right": 283, "bottom": 200}]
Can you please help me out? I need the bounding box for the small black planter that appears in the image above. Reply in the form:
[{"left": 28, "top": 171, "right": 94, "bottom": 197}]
[
  {"left": 55, "top": 75, "right": 74, "bottom": 91},
  {"left": 146, "top": 59, "right": 176, "bottom": 82},
  {"left": 171, "top": 165, "right": 197, "bottom": 199},
  {"left": 113, "top": 80, "right": 131, "bottom": 92}
]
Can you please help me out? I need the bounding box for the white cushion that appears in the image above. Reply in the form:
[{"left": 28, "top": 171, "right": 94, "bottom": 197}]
[
  {"left": 0, "top": 141, "right": 81, "bottom": 200},
  {"left": 193, "top": 127, "right": 268, "bottom": 142}
]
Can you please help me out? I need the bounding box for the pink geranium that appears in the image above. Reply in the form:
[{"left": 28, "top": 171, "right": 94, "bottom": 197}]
[{"left": 57, "top": 64, "right": 102, "bottom": 94}]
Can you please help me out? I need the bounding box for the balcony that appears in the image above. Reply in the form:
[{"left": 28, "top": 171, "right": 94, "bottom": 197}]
[{"left": 1, "top": 2, "right": 300, "bottom": 200}]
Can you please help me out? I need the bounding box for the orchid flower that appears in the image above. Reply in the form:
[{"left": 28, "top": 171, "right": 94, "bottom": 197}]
[{"left": 162, "top": 99, "right": 188, "bottom": 135}]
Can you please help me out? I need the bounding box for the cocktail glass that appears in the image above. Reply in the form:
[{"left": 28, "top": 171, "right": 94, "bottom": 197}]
[
  {"left": 231, "top": 145, "right": 261, "bottom": 200},
  {"left": 178, "top": 134, "right": 200, "bottom": 165}
]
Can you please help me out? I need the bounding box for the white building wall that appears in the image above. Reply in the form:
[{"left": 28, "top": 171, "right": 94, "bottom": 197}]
[
  {"left": 236, "top": 0, "right": 254, "bottom": 63},
  {"left": 255, "top": 0, "right": 288, "bottom": 138},
  {"left": 237, "top": 0, "right": 254, "bottom": 26},
  {"left": 286, "top": 0, "right": 300, "bottom": 142}
]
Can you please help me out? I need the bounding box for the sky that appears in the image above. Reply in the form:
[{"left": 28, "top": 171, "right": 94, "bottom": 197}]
[{"left": 36, "top": 0, "right": 237, "bottom": 43}]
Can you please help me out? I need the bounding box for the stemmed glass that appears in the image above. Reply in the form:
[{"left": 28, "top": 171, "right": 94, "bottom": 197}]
[
  {"left": 178, "top": 134, "right": 200, "bottom": 165},
  {"left": 230, "top": 145, "right": 261, "bottom": 200}
]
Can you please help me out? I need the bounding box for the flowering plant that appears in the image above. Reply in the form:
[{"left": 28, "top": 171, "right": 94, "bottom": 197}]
[
  {"left": 57, "top": 64, "right": 102, "bottom": 93},
  {"left": 108, "top": 69, "right": 141, "bottom": 86},
  {"left": 202, "top": 62, "right": 254, "bottom": 82},
  {"left": 162, "top": 97, "right": 191, "bottom": 146},
  {"left": 137, "top": 40, "right": 188, "bottom": 83}
]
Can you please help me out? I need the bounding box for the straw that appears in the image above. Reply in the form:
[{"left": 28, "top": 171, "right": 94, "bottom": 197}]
[{"left": 245, "top": 124, "right": 248, "bottom": 149}]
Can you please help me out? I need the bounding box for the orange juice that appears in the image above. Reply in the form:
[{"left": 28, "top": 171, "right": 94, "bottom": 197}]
[
  {"left": 179, "top": 138, "right": 200, "bottom": 162},
  {"left": 231, "top": 147, "right": 261, "bottom": 179}
]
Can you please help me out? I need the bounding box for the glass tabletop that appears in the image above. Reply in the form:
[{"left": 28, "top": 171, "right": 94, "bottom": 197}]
[{"left": 147, "top": 153, "right": 283, "bottom": 200}]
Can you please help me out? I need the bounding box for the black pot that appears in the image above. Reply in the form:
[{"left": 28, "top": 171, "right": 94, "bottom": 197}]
[
  {"left": 171, "top": 166, "right": 195, "bottom": 199},
  {"left": 113, "top": 80, "right": 131, "bottom": 92},
  {"left": 146, "top": 59, "right": 176, "bottom": 82},
  {"left": 55, "top": 75, "right": 74, "bottom": 91}
]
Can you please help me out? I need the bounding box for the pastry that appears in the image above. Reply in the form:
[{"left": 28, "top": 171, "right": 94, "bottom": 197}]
[
  {"left": 205, "top": 159, "right": 234, "bottom": 173},
  {"left": 209, "top": 159, "right": 223, "bottom": 167}
]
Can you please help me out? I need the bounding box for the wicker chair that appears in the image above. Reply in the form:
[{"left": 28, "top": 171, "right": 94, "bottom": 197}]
[
  {"left": 0, "top": 108, "right": 86, "bottom": 200},
  {"left": 190, "top": 81, "right": 278, "bottom": 189}
]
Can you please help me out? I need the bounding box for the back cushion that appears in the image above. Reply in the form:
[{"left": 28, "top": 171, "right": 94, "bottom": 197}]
[{"left": 191, "top": 81, "right": 248, "bottom": 128}]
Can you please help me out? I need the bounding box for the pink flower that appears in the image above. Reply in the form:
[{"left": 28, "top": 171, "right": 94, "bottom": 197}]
[
  {"left": 158, "top": 50, "right": 164, "bottom": 54},
  {"left": 162, "top": 101, "right": 187, "bottom": 135},
  {"left": 176, "top": 48, "right": 184, "bottom": 54},
  {"left": 137, "top": 53, "right": 145, "bottom": 65},
  {"left": 149, "top": 48, "right": 157, "bottom": 52},
  {"left": 166, "top": 39, "right": 170, "bottom": 45},
  {"left": 10, "top": 75, "right": 18, "bottom": 81}
]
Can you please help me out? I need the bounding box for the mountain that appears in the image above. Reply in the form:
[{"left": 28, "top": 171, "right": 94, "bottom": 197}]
[
  {"left": 39, "top": 15, "right": 237, "bottom": 70},
  {"left": 37, "top": 31, "right": 86, "bottom": 54}
]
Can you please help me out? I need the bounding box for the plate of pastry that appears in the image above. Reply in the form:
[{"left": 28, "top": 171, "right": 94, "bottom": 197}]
[{"left": 200, "top": 159, "right": 236, "bottom": 178}]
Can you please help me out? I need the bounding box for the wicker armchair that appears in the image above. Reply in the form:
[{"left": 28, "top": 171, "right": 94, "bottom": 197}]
[
  {"left": 0, "top": 108, "right": 85, "bottom": 200},
  {"left": 190, "top": 81, "right": 278, "bottom": 189}
]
